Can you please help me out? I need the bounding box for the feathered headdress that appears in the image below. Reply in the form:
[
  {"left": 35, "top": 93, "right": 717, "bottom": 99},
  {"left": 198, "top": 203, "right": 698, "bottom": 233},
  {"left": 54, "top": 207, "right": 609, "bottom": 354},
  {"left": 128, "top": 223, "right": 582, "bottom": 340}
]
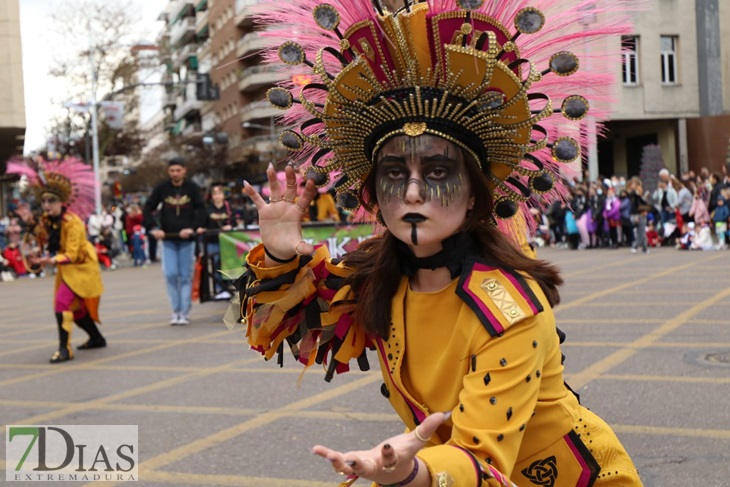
[
  {"left": 6, "top": 157, "right": 97, "bottom": 220},
  {"left": 255, "top": 0, "right": 633, "bottom": 227}
]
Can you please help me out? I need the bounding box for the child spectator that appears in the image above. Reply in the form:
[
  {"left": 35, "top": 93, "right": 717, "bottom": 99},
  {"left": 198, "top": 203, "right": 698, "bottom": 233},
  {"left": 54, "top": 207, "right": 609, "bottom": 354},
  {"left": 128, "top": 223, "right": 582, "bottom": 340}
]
[
  {"left": 676, "top": 222, "right": 695, "bottom": 250},
  {"left": 712, "top": 195, "right": 729, "bottom": 250},
  {"left": 564, "top": 208, "right": 580, "bottom": 250},
  {"left": 689, "top": 186, "right": 711, "bottom": 226},
  {"left": 0, "top": 254, "right": 14, "bottom": 281},
  {"left": 631, "top": 204, "right": 651, "bottom": 253},
  {"left": 2, "top": 241, "right": 27, "bottom": 276},
  {"left": 646, "top": 221, "right": 661, "bottom": 248},
  {"left": 692, "top": 221, "right": 715, "bottom": 250},
  {"left": 124, "top": 204, "right": 144, "bottom": 254},
  {"left": 130, "top": 225, "right": 147, "bottom": 267},
  {"left": 93, "top": 238, "right": 114, "bottom": 270}
]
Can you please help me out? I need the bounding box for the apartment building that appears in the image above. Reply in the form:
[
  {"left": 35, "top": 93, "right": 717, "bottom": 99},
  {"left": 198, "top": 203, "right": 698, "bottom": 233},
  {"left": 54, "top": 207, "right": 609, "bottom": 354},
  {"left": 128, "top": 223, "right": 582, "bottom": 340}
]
[
  {"left": 155, "top": 0, "right": 286, "bottom": 183},
  {"left": 605, "top": 0, "right": 730, "bottom": 178},
  {"left": 0, "top": 0, "right": 26, "bottom": 215}
]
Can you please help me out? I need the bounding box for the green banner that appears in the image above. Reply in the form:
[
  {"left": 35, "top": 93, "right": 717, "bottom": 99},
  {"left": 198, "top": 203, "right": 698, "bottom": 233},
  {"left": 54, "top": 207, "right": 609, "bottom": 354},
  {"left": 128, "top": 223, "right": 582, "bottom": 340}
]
[{"left": 219, "top": 224, "right": 376, "bottom": 273}]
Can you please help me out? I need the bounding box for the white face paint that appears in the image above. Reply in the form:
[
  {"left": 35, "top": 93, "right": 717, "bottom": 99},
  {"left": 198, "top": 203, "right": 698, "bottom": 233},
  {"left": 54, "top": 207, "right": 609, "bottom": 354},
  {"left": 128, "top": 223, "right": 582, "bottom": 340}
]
[
  {"left": 41, "top": 194, "right": 63, "bottom": 217},
  {"left": 375, "top": 134, "right": 474, "bottom": 257}
]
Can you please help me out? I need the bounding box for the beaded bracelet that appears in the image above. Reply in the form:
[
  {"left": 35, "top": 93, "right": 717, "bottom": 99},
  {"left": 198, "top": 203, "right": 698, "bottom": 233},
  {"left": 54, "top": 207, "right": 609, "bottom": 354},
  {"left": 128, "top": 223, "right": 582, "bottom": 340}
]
[
  {"left": 263, "top": 246, "right": 296, "bottom": 264},
  {"left": 380, "top": 458, "right": 419, "bottom": 487}
]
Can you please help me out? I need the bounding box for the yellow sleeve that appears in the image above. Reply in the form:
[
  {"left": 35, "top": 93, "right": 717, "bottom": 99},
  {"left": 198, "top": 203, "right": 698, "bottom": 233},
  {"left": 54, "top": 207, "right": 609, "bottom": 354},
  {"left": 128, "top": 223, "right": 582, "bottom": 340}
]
[
  {"left": 242, "top": 243, "right": 373, "bottom": 380},
  {"left": 418, "top": 446, "right": 517, "bottom": 487}
]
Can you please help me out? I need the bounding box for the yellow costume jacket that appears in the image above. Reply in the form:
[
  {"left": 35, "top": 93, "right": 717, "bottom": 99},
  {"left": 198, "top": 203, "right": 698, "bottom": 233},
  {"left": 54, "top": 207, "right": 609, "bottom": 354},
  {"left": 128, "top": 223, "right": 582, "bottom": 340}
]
[
  {"left": 52, "top": 211, "right": 103, "bottom": 322},
  {"left": 241, "top": 243, "right": 640, "bottom": 487}
]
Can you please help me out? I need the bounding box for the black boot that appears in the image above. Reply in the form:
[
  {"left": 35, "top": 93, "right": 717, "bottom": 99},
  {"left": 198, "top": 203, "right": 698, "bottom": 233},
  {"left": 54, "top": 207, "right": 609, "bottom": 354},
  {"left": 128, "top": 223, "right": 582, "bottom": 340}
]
[
  {"left": 50, "top": 312, "right": 74, "bottom": 363},
  {"left": 75, "top": 314, "right": 106, "bottom": 350}
]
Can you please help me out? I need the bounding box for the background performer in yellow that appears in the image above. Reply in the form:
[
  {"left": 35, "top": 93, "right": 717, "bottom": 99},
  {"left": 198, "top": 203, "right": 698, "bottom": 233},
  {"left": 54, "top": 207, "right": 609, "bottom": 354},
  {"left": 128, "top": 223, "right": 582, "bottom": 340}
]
[{"left": 8, "top": 157, "right": 106, "bottom": 363}]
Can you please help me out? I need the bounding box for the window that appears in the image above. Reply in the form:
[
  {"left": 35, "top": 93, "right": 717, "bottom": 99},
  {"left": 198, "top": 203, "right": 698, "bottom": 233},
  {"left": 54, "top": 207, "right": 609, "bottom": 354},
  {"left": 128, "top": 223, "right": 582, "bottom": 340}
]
[
  {"left": 621, "top": 36, "right": 639, "bottom": 85},
  {"left": 660, "top": 35, "right": 678, "bottom": 85}
]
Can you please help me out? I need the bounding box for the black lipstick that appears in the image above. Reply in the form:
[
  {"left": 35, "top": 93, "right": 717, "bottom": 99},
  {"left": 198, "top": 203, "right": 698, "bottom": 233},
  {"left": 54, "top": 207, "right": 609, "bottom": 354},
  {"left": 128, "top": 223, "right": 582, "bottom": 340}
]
[
  {"left": 402, "top": 213, "right": 426, "bottom": 224},
  {"left": 402, "top": 213, "right": 425, "bottom": 245}
]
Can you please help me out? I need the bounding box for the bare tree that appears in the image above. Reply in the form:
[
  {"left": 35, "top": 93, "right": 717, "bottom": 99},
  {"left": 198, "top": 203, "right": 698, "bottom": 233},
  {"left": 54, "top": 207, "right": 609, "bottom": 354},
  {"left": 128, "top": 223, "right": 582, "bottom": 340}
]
[{"left": 44, "top": 0, "right": 157, "bottom": 161}]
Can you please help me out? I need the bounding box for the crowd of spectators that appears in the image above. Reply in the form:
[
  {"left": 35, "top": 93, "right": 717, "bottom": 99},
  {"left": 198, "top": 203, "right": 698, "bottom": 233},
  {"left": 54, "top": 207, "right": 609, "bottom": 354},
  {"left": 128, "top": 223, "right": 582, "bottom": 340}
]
[
  {"left": 535, "top": 164, "right": 730, "bottom": 253},
  {"left": 3, "top": 163, "right": 729, "bottom": 283}
]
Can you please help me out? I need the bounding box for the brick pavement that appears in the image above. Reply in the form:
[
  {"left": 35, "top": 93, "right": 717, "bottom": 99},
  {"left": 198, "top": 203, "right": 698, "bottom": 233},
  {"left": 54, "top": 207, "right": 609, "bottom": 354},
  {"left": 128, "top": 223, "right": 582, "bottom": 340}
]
[{"left": 0, "top": 247, "right": 729, "bottom": 486}]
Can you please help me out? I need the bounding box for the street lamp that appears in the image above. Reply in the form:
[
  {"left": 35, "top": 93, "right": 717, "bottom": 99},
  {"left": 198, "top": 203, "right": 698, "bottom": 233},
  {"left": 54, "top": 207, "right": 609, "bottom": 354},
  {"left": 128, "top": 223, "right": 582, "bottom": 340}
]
[
  {"left": 578, "top": 2, "right": 599, "bottom": 183},
  {"left": 241, "top": 120, "right": 275, "bottom": 132}
]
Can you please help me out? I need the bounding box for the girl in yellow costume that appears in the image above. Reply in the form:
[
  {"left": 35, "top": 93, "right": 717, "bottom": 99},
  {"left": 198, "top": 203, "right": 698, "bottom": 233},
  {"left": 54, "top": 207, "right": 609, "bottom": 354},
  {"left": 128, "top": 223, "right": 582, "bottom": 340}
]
[
  {"left": 232, "top": 0, "right": 642, "bottom": 485},
  {"left": 8, "top": 158, "right": 106, "bottom": 363}
]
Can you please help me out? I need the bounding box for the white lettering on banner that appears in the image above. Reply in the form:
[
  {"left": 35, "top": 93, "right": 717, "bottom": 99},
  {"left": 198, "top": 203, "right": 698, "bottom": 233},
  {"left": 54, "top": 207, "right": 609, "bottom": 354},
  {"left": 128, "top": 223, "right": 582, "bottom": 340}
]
[{"left": 327, "top": 237, "right": 351, "bottom": 258}]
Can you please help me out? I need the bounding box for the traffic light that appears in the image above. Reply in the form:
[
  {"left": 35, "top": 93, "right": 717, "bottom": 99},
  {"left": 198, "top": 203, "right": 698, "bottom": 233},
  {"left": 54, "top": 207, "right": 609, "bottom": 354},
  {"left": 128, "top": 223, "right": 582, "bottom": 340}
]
[{"left": 196, "top": 73, "right": 220, "bottom": 101}]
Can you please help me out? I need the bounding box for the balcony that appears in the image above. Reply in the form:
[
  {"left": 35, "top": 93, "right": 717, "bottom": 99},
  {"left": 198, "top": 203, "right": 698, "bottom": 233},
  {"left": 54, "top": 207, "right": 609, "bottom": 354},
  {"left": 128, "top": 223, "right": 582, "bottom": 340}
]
[
  {"left": 180, "top": 122, "right": 204, "bottom": 144},
  {"left": 238, "top": 65, "right": 286, "bottom": 92},
  {"left": 174, "top": 98, "right": 204, "bottom": 121},
  {"left": 173, "top": 83, "right": 204, "bottom": 120},
  {"left": 240, "top": 100, "right": 280, "bottom": 124},
  {"left": 237, "top": 32, "right": 267, "bottom": 58},
  {"left": 172, "top": 43, "right": 196, "bottom": 70},
  {"left": 195, "top": 9, "right": 209, "bottom": 37},
  {"left": 170, "top": 16, "right": 196, "bottom": 48},
  {"left": 163, "top": 92, "right": 176, "bottom": 109},
  {"left": 235, "top": 0, "right": 259, "bottom": 27},
  {"left": 196, "top": 38, "right": 211, "bottom": 64},
  {"left": 170, "top": 0, "right": 194, "bottom": 22}
]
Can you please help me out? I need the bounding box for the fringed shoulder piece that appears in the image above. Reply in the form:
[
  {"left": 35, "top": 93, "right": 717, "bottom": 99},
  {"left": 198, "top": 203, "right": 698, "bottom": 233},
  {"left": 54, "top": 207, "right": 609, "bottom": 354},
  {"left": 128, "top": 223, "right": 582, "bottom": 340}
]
[{"left": 240, "top": 244, "right": 373, "bottom": 381}]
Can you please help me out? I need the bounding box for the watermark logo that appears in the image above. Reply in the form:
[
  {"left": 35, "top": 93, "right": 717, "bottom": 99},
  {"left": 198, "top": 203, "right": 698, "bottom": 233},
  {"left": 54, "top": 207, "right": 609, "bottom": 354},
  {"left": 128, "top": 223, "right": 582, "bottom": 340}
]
[{"left": 6, "top": 425, "right": 137, "bottom": 482}]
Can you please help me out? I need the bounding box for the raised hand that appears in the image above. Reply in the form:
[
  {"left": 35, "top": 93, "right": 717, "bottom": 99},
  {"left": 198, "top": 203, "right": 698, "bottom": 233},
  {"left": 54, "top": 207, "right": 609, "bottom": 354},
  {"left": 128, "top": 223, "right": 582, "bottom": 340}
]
[
  {"left": 243, "top": 163, "right": 318, "bottom": 264},
  {"left": 312, "top": 411, "right": 449, "bottom": 486}
]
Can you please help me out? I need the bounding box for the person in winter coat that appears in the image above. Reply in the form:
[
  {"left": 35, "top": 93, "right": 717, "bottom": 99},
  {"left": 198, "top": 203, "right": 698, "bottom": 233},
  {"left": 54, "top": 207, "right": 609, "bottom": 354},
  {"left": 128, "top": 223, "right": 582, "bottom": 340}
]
[
  {"left": 618, "top": 190, "right": 633, "bottom": 247},
  {"left": 602, "top": 187, "right": 621, "bottom": 248}
]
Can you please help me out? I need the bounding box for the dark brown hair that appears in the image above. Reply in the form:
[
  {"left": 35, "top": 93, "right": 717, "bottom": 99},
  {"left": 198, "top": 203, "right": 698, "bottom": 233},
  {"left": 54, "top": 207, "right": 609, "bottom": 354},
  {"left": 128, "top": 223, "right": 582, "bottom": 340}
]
[{"left": 343, "top": 148, "right": 563, "bottom": 339}]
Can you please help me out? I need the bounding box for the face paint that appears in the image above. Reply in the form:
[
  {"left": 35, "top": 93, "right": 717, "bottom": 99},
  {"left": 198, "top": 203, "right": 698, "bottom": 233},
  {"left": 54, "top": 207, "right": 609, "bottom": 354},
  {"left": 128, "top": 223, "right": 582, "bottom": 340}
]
[
  {"left": 375, "top": 134, "right": 474, "bottom": 257},
  {"left": 376, "top": 141, "right": 466, "bottom": 207}
]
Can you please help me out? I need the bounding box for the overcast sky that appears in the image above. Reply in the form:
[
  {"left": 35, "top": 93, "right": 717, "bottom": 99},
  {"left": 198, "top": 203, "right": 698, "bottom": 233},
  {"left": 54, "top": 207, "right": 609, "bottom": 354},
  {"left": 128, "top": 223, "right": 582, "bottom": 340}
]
[{"left": 19, "top": 0, "right": 167, "bottom": 153}]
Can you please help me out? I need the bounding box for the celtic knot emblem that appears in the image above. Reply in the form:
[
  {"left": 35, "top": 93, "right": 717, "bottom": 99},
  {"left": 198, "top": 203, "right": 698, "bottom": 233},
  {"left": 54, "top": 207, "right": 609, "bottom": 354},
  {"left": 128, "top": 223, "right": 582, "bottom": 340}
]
[{"left": 521, "top": 455, "right": 558, "bottom": 486}]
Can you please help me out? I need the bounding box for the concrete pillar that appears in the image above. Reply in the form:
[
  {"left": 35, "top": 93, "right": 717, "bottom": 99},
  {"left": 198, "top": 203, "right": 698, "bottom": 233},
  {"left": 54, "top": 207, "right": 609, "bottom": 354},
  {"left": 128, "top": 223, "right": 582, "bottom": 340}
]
[
  {"left": 696, "top": 0, "right": 723, "bottom": 116},
  {"left": 678, "top": 118, "right": 688, "bottom": 175}
]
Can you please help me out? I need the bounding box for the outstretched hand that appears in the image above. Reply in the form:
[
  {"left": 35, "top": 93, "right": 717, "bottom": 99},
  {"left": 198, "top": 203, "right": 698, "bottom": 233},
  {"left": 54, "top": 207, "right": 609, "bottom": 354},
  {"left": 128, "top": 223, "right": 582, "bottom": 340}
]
[
  {"left": 242, "top": 163, "right": 318, "bottom": 263},
  {"left": 312, "top": 411, "right": 449, "bottom": 486}
]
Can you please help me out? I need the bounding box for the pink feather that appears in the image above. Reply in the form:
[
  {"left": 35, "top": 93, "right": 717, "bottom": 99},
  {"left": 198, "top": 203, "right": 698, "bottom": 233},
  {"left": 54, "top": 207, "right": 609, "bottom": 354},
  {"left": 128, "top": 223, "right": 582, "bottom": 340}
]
[{"left": 5, "top": 157, "right": 97, "bottom": 221}]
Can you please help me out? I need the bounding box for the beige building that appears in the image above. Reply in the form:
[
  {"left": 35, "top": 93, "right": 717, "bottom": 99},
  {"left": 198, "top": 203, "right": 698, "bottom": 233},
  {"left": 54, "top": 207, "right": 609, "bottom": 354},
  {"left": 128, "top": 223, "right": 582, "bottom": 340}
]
[
  {"left": 0, "top": 0, "right": 26, "bottom": 213},
  {"left": 604, "top": 0, "right": 730, "bottom": 179}
]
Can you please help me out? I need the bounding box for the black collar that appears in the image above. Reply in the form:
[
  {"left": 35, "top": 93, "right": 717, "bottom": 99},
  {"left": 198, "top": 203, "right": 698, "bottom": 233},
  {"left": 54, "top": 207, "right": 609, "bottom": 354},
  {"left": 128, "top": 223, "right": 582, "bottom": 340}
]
[{"left": 397, "top": 232, "right": 481, "bottom": 279}]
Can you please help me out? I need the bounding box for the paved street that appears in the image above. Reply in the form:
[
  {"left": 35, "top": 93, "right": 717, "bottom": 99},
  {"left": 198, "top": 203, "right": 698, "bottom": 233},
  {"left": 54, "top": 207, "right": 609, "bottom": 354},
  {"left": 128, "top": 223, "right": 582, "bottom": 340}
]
[{"left": 1, "top": 247, "right": 729, "bottom": 487}]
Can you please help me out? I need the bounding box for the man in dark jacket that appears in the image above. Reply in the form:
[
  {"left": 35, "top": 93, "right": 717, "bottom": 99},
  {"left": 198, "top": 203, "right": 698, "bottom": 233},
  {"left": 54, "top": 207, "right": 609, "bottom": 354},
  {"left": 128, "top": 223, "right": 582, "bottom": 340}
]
[{"left": 143, "top": 157, "right": 205, "bottom": 325}]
